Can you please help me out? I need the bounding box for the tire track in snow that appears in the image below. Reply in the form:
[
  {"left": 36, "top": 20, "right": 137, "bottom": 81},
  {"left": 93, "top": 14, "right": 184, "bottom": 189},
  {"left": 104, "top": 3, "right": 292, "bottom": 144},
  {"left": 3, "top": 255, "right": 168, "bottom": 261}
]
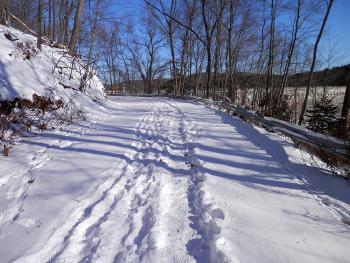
[
  {"left": 26, "top": 102, "right": 164, "bottom": 263},
  {"left": 13, "top": 160, "right": 129, "bottom": 263},
  {"left": 12, "top": 99, "right": 224, "bottom": 263},
  {"left": 46, "top": 164, "right": 129, "bottom": 262},
  {"left": 12, "top": 121, "right": 133, "bottom": 263},
  {"left": 40, "top": 116, "right": 140, "bottom": 262}
]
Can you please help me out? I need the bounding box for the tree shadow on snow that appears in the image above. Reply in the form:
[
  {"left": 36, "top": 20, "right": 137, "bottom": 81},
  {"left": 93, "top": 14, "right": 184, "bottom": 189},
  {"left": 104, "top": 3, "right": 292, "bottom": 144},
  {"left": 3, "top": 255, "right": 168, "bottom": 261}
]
[
  {"left": 0, "top": 59, "right": 19, "bottom": 100},
  {"left": 206, "top": 108, "right": 350, "bottom": 208}
]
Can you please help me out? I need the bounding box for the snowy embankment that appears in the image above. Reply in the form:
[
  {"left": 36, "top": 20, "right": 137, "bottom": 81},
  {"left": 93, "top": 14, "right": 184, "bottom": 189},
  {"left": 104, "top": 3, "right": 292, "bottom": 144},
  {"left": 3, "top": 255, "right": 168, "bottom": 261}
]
[
  {"left": 0, "top": 25, "right": 105, "bottom": 110},
  {"left": 0, "top": 97, "right": 349, "bottom": 263}
]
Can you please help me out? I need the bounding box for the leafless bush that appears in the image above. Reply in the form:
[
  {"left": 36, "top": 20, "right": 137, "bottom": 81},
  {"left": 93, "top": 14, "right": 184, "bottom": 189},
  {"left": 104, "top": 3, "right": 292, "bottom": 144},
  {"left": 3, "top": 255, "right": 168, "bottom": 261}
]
[
  {"left": 0, "top": 93, "right": 83, "bottom": 155},
  {"left": 56, "top": 95, "right": 85, "bottom": 124},
  {"left": 0, "top": 114, "right": 12, "bottom": 144},
  {"left": 11, "top": 40, "right": 39, "bottom": 60},
  {"left": 0, "top": 111, "right": 28, "bottom": 152},
  {"left": 52, "top": 50, "right": 95, "bottom": 93},
  {"left": 295, "top": 140, "right": 350, "bottom": 179}
]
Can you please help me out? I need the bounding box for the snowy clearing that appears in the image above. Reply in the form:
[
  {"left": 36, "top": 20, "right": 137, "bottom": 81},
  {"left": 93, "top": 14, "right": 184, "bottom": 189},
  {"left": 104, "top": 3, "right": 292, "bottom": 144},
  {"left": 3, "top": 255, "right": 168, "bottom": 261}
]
[{"left": 0, "top": 97, "right": 350, "bottom": 263}]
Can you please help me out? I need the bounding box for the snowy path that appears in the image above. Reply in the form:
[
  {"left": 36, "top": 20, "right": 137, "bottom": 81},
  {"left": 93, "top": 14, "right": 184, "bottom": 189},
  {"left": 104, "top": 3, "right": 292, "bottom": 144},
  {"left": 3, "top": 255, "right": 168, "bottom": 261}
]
[{"left": 0, "top": 97, "right": 349, "bottom": 263}]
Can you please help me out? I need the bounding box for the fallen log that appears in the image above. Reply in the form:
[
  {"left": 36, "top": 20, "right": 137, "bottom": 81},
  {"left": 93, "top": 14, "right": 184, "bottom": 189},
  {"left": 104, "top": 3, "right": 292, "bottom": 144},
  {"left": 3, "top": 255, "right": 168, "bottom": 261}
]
[{"left": 7, "top": 12, "right": 66, "bottom": 50}]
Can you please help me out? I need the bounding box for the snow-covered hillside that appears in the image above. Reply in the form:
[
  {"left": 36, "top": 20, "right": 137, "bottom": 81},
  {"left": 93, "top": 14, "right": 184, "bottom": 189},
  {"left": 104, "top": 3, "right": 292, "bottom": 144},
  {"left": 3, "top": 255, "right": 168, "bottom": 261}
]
[
  {"left": 1, "top": 97, "right": 349, "bottom": 263},
  {"left": 0, "top": 25, "right": 105, "bottom": 109}
]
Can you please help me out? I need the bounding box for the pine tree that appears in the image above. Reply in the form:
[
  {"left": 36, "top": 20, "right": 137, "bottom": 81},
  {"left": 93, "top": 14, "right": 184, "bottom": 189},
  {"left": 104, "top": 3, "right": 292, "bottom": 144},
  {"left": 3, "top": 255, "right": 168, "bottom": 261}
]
[{"left": 306, "top": 95, "right": 338, "bottom": 133}]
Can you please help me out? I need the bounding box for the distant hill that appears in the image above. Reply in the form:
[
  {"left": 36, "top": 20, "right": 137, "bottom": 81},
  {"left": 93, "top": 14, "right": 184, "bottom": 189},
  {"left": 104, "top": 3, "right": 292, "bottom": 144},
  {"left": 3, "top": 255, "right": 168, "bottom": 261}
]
[
  {"left": 183, "top": 64, "right": 350, "bottom": 89},
  {"left": 109, "top": 64, "right": 350, "bottom": 95},
  {"left": 288, "top": 64, "right": 350, "bottom": 87}
]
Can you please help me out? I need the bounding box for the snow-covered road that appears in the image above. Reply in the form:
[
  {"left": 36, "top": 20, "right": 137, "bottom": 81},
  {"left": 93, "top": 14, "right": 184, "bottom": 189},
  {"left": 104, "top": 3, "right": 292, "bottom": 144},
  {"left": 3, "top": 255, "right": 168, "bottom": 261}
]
[{"left": 0, "top": 97, "right": 349, "bottom": 263}]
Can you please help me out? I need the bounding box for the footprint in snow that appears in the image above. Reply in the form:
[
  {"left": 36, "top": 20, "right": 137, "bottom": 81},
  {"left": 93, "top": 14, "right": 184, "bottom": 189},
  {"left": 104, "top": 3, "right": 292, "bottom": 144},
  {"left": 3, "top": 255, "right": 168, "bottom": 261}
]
[
  {"left": 48, "top": 140, "right": 60, "bottom": 147},
  {"left": 59, "top": 141, "right": 73, "bottom": 149},
  {"left": 210, "top": 208, "right": 225, "bottom": 220},
  {"left": 17, "top": 218, "right": 41, "bottom": 228}
]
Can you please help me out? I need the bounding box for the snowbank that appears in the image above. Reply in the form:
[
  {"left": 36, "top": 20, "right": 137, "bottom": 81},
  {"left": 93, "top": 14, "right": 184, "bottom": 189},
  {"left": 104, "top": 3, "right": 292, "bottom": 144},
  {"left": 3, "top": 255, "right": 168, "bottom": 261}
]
[{"left": 0, "top": 25, "right": 105, "bottom": 111}]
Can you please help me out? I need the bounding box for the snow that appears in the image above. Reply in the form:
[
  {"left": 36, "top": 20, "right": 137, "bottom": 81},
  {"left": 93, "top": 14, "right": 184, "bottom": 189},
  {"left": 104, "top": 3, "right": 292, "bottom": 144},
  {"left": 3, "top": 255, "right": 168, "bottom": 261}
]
[
  {"left": 0, "top": 96, "right": 349, "bottom": 263},
  {"left": 0, "top": 24, "right": 349, "bottom": 261},
  {"left": 0, "top": 25, "right": 105, "bottom": 108},
  {"left": 265, "top": 117, "right": 346, "bottom": 147}
]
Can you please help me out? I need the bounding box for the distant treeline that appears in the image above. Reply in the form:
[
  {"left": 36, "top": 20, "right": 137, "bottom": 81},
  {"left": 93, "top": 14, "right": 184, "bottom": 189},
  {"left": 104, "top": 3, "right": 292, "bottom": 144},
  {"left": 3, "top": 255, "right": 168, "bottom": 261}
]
[
  {"left": 221, "top": 64, "right": 350, "bottom": 89},
  {"left": 114, "top": 64, "right": 350, "bottom": 94},
  {"left": 288, "top": 64, "right": 350, "bottom": 87}
]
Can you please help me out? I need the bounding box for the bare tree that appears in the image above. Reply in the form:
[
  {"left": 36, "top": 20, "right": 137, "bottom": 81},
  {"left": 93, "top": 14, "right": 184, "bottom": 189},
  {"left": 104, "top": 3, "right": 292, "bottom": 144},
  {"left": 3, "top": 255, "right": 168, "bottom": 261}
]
[
  {"left": 37, "top": 0, "right": 43, "bottom": 50},
  {"left": 276, "top": 0, "right": 302, "bottom": 113},
  {"left": 151, "top": 0, "right": 180, "bottom": 95},
  {"left": 298, "top": 0, "right": 334, "bottom": 125},
  {"left": 340, "top": 81, "right": 350, "bottom": 134},
  {"left": 201, "top": 0, "right": 226, "bottom": 98},
  {"left": 224, "top": 0, "right": 239, "bottom": 100},
  {"left": 69, "top": 0, "right": 85, "bottom": 54},
  {"left": 48, "top": 0, "right": 52, "bottom": 39},
  {"left": 265, "top": 0, "right": 276, "bottom": 114},
  {"left": 124, "top": 12, "right": 165, "bottom": 94},
  {"left": 0, "top": 0, "right": 10, "bottom": 25}
]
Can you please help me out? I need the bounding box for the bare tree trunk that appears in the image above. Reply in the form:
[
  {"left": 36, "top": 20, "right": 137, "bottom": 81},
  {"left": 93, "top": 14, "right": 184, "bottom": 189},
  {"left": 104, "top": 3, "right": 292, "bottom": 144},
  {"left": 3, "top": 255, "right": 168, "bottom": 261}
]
[
  {"left": 82, "top": 0, "right": 101, "bottom": 90},
  {"left": 340, "top": 81, "right": 350, "bottom": 134},
  {"left": 160, "top": 0, "right": 179, "bottom": 95},
  {"left": 298, "top": 0, "right": 334, "bottom": 125},
  {"left": 201, "top": 0, "right": 211, "bottom": 98},
  {"left": 1, "top": 0, "right": 10, "bottom": 25},
  {"left": 37, "top": 0, "right": 43, "bottom": 50},
  {"left": 201, "top": 0, "right": 225, "bottom": 99},
  {"left": 265, "top": 0, "right": 276, "bottom": 115},
  {"left": 52, "top": 0, "right": 56, "bottom": 41},
  {"left": 64, "top": 0, "right": 70, "bottom": 46},
  {"left": 48, "top": 0, "right": 52, "bottom": 39},
  {"left": 69, "top": 0, "right": 84, "bottom": 54},
  {"left": 225, "top": 0, "right": 237, "bottom": 100},
  {"left": 213, "top": 18, "right": 222, "bottom": 100},
  {"left": 58, "top": 0, "right": 64, "bottom": 44},
  {"left": 277, "top": 0, "right": 301, "bottom": 112},
  {"left": 252, "top": 2, "right": 266, "bottom": 111}
]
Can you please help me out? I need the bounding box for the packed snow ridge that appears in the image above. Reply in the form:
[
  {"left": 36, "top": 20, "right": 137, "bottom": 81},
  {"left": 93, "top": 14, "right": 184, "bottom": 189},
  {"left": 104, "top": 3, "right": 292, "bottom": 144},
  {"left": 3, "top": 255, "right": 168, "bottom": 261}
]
[{"left": 1, "top": 26, "right": 350, "bottom": 263}]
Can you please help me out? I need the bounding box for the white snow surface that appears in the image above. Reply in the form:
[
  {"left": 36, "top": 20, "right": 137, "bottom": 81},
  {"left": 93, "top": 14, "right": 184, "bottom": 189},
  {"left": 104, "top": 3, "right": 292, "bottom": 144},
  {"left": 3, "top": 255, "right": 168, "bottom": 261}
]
[
  {"left": 0, "top": 25, "right": 104, "bottom": 107},
  {"left": 0, "top": 96, "right": 349, "bottom": 263}
]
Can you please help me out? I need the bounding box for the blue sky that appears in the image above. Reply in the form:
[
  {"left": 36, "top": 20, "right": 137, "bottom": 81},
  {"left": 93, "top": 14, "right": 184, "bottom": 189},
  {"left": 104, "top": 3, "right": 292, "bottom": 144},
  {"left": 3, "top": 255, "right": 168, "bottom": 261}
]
[
  {"left": 111, "top": 0, "right": 350, "bottom": 67},
  {"left": 326, "top": 0, "right": 350, "bottom": 65}
]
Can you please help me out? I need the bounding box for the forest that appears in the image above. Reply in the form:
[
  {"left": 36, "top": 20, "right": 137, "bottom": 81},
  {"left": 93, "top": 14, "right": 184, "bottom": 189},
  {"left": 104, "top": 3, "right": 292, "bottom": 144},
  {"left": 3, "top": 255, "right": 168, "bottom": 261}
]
[{"left": 0, "top": 0, "right": 349, "bottom": 135}]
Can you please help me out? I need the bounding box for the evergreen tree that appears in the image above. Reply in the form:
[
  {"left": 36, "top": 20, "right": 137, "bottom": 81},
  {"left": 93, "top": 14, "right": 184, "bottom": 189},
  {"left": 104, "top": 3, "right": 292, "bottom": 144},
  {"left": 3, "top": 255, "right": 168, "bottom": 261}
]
[{"left": 306, "top": 95, "right": 338, "bottom": 133}]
